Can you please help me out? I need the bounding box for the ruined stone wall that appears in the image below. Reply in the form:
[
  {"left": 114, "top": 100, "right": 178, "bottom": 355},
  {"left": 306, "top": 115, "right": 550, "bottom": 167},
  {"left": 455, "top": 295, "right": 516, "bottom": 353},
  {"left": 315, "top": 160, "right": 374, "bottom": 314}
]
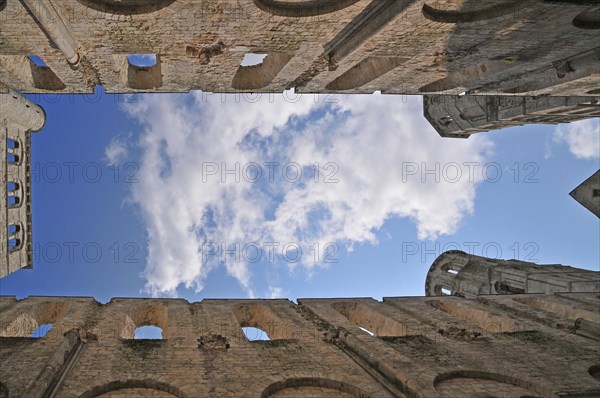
[
  {"left": 0, "top": 0, "right": 598, "bottom": 97},
  {"left": 424, "top": 95, "right": 600, "bottom": 138},
  {"left": 426, "top": 250, "right": 600, "bottom": 298},
  {"left": 0, "top": 293, "right": 598, "bottom": 397}
]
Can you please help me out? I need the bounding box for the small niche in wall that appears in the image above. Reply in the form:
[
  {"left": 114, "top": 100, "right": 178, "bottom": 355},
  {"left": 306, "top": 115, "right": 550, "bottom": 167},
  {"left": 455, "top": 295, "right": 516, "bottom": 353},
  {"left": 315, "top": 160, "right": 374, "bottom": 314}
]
[{"left": 127, "top": 54, "right": 162, "bottom": 90}]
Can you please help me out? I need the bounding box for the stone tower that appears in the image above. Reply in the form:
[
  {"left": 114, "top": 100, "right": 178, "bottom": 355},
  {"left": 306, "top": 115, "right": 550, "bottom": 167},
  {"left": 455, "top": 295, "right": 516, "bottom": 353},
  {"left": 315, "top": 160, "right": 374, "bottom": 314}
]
[
  {"left": 425, "top": 250, "right": 600, "bottom": 298},
  {"left": 570, "top": 170, "right": 600, "bottom": 218},
  {"left": 0, "top": 90, "right": 45, "bottom": 278}
]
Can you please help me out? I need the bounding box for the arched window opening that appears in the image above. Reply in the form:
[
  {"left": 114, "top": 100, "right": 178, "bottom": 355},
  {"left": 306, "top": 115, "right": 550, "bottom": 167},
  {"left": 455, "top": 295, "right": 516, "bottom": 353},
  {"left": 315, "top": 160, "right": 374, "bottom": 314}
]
[
  {"left": 441, "top": 288, "right": 452, "bottom": 295},
  {"left": 120, "top": 303, "right": 168, "bottom": 339},
  {"left": 241, "top": 53, "right": 267, "bottom": 67},
  {"left": 6, "top": 152, "right": 18, "bottom": 163},
  {"left": 127, "top": 54, "right": 157, "bottom": 67},
  {"left": 7, "top": 181, "right": 21, "bottom": 208},
  {"left": 31, "top": 323, "right": 53, "bottom": 338},
  {"left": 231, "top": 53, "right": 293, "bottom": 90},
  {"left": 358, "top": 326, "right": 374, "bottom": 336},
  {"left": 331, "top": 302, "right": 407, "bottom": 337},
  {"left": 6, "top": 139, "right": 20, "bottom": 164},
  {"left": 7, "top": 195, "right": 19, "bottom": 207},
  {"left": 6, "top": 138, "right": 18, "bottom": 149},
  {"left": 133, "top": 325, "right": 163, "bottom": 339},
  {"left": 8, "top": 223, "right": 22, "bottom": 252},
  {"left": 242, "top": 326, "right": 270, "bottom": 341},
  {"left": 127, "top": 55, "right": 162, "bottom": 90},
  {"left": 233, "top": 304, "right": 294, "bottom": 340},
  {"left": 27, "top": 55, "right": 47, "bottom": 67}
]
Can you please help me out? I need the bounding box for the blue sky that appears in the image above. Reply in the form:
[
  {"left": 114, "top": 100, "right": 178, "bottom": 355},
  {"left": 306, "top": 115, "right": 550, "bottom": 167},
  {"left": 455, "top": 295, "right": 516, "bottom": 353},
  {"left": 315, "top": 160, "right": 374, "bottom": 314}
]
[{"left": 1, "top": 89, "right": 598, "bottom": 303}]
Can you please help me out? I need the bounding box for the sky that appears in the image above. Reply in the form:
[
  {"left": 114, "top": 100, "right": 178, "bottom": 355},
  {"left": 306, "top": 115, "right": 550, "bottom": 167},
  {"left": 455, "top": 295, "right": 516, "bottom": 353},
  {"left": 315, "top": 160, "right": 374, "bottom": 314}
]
[{"left": 1, "top": 88, "right": 599, "bottom": 304}]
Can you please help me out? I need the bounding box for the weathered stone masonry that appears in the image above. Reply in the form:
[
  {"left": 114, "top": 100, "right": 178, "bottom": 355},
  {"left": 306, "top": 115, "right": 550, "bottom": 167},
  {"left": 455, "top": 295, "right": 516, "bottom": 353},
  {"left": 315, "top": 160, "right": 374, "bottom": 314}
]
[
  {"left": 0, "top": 0, "right": 599, "bottom": 136},
  {"left": 0, "top": 90, "right": 45, "bottom": 278},
  {"left": 0, "top": 252, "right": 599, "bottom": 397}
]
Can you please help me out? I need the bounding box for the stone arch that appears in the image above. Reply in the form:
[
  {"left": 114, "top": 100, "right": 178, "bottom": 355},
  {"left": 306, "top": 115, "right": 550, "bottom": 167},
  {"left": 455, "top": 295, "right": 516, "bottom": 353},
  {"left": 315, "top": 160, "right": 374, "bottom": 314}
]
[
  {"left": 7, "top": 222, "right": 24, "bottom": 252},
  {"left": 0, "top": 301, "right": 68, "bottom": 337},
  {"left": 75, "top": 0, "right": 176, "bottom": 15},
  {"left": 261, "top": 377, "right": 369, "bottom": 397},
  {"left": 425, "top": 250, "right": 469, "bottom": 297},
  {"left": 331, "top": 301, "right": 407, "bottom": 337},
  {"left": 252, "top": 0, "right": 361, "bottom": 17},
  {"left": 326, "top": 57, "right": 406, "bottom": 91},
  {"left": 573, "top": 7, "right": 600, "bottom": 30},
  {"left": 79, "top": 379, "right": 188, "bottom": 398},
  {"left": 120, "top": 303, "right": 168, "bottom": 339},
  {"left": 433, "top": 370, "right": 548, "bottom": 397},
  {"left": 6, "top": 137, "right": 22, "bottom": 165},
  {"left": 7, "top": 180, "right": 23, "bottom": 208},
  {"left": 127, "top": 55, "right": 162, "bottom": 90},
  {"left": 422, "top": 0, "right": 531, "bottom": 24},
  {"left": 232, "top": 303, "right": 293, "bottom": 340},
  {"left": 232, "top": 53, "right": 293, "bottom": 90}
]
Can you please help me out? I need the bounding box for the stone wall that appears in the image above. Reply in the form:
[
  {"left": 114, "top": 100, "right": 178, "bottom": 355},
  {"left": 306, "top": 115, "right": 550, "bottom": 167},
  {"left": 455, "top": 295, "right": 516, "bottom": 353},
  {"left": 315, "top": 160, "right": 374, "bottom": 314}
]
[
  {"left": 0, "top": 292, "right": 598, "bottom": 397},
  {"left": 0, "top": 0, "right": 598, "bottom": 97}
]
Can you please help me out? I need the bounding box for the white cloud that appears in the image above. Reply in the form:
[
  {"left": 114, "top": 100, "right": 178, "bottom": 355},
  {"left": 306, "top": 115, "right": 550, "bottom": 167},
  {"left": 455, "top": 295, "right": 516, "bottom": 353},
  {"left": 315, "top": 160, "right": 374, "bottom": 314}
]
[
  {"left": 104, "top": 136, "right": 128, "bottom": 166},
  {"left": 554, "top": 119, "right": 600, "bottom": 160},
  {"left": 268, "top": 286, "right": 284, "bottom": 299},
  {"left": 120, "top": 92, "right": 493, "bottom": 297}
]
